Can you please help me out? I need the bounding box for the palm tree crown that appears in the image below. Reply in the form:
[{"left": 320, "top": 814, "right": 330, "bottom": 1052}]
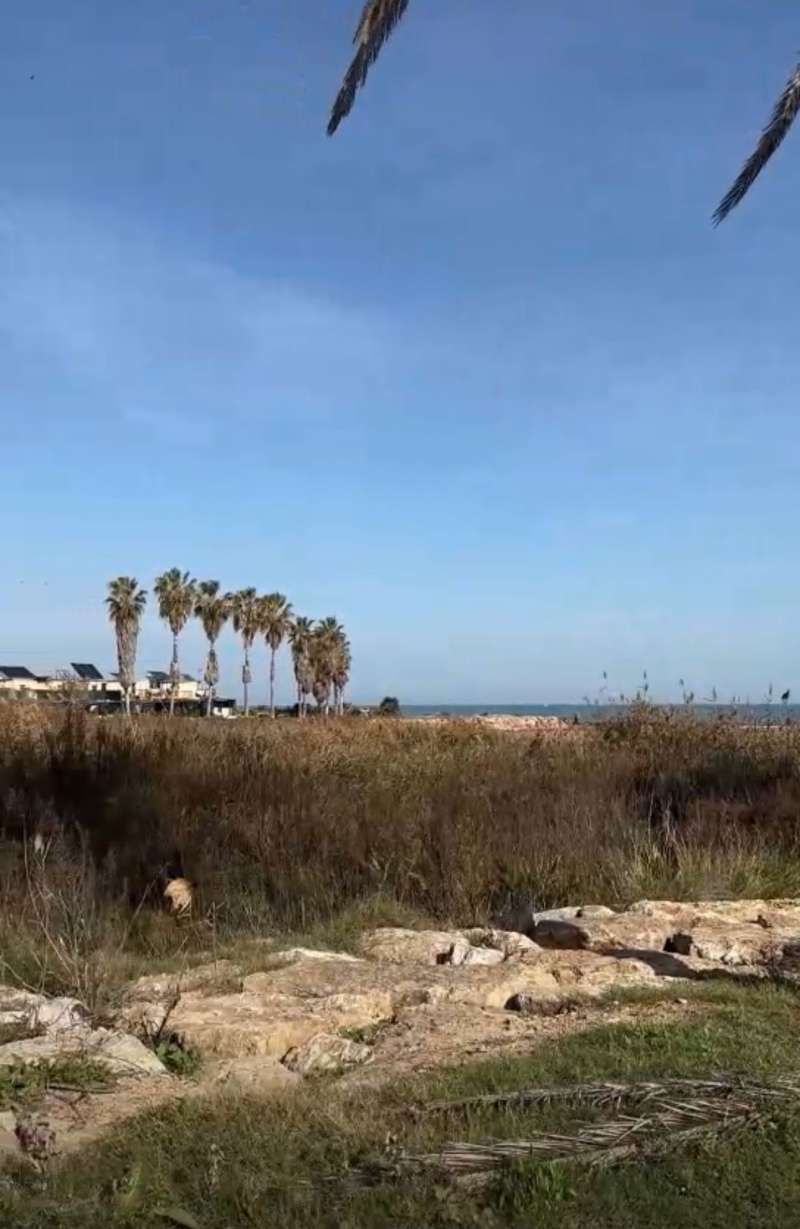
[
  {"left": 154, "top": 569, "right": 195, "bottom": 638},
  {"left": 195, "top": 580, "right": 230, "bottom": 644},
  {"left": 714, "top": 60, "right": 800, "bottom": 223},
  {"left": 106, "top": 576, "right": 148, "bottom": 626},
  {"left": 154, "top": 568, "right": 196, "bottom": 715},
  {"left": 328, "top": 0, "right": 411, "bottom": 135}
]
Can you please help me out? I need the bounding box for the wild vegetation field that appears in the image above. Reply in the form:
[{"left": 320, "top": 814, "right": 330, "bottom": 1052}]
[
  {"left": 4, "top": 702, "right": 800, "bottom": 1227},
  {"left": 3, "top": 701, "right": 800, "bottom": 946}
]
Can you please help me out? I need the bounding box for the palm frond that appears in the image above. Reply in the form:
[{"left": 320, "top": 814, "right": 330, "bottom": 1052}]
[
  {"left": 410, "top": 1095, "right": 778, "bottom": 1179},
  {"left": 329, "top": 1077, "right": 800, "bottom": 1190},
  {"left": 713, "top": 62, "right": 800, "bottom": 224},
  {"left": 327, "top": 0, "right": 411, "bottom": 135},
  {"left": 424, "top": 1076, "right": 760, "bottom": 1117}
]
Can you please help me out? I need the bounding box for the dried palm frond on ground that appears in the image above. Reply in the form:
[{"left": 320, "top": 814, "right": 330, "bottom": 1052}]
[
  {"left": 342, "top": 1077, "right": 800, "bottom": 1187},
  {"left": 416, "top": 1098, "right": 767, "bottom": 1177},
  {"left": 423, "top": 1074, "right": 800, "bottom": 1117}
]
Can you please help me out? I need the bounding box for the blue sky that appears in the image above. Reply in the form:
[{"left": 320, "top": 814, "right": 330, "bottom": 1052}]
[{"left": 2, "top": 0, "right": 800, "bottom": 705}]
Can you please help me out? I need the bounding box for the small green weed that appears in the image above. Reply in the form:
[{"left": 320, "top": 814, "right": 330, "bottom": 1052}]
[
  {"left": 153, "top": 1038, "right": 202, "bottom": 1078},
  {"left": 340, "top": 1020, "right": 392, "bottom": 1046},
  {"left": 0, "top": 1057, "right": 114, "bottom": 1109}
]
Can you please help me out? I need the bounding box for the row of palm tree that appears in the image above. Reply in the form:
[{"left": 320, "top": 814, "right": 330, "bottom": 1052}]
[{"left": 105, "top": 573, "right": 351, "bottom": 718}]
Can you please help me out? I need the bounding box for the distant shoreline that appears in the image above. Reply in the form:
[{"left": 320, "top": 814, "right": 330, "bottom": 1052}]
[{"left": 374, "top": 703, "right": 800, "bottom": 723}]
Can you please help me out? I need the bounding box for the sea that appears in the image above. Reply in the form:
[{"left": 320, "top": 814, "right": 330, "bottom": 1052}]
[{"left": 398, "top": 703, "right": 800, "bottom": 723}]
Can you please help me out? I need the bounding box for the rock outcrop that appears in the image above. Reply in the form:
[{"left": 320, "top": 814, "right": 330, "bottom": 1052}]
[
  {"left": 5, "top": 898, "right": 800, "bottom": 1162},
  {"left": 531, "top": 898, "right": 800, "bottom": 967},
  {"left": 0, "top": 1028, "right": 167, "bottom": 1078}
]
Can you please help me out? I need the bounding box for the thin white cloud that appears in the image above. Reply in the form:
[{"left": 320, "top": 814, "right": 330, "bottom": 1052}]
[{"left": 0, "top": 197, "right": 427, "bottom": 449}]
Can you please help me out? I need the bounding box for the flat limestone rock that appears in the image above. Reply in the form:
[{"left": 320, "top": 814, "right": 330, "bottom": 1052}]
[
  {"left": 463, "top": 947, "right": 505, "bottom": 967},
  {"left": 534, "top": 915, "right": 677, "bottom": 953},
  {"left": 166, "top": 985, "right": 395, "bottom": 1059},
  {"left": 0, "top": 1027, "right": 167, "bottom": 1077},
  {"left": 360, "top": 929, "right": 474, "bottom": 966},
  {"left": 0, "top": 987, "right": 86, "bottom": 1034},
  {"left": 532, "top": 899, "right": 800, "bottom": 968},
  {"left": 442, "top": 951, "right": 658, "bottom": 1010},
  {"left": 267, "top": 948, "right": 363, "bottom": 967},
  {"left": 124, "top": 960, "right": 244, "bottom": 1003},
  {"left": 668, "top": 924, "right": 798, "bottom": 967},
  {"left": 360, "top": 927, "right": 536, "bottom": 966},
  {"left": 283, "top": 1033, "right": 373, "bottom": 1076},
  {"left": 461, "top": 929, "right": 541, "bottom": 958},
  {"left": 0, "top": 1126, "right": 19, "bottom": 1160},
  {"left": 202, "top": 1055, "right": 300, "bottom": 1095}
]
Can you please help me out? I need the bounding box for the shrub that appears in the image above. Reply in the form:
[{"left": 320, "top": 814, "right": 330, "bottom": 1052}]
[{"left": 1, "top": 705, "right": 800, "bottom": 944}]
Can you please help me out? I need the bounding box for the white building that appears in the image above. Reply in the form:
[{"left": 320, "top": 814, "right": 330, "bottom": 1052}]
[{"left": 0, "top": 662, "right": 207, "bottom": 707}]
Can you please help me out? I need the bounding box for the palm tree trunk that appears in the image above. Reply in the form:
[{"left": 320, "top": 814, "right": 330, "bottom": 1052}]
[
  {"left": 206, "top": 687, "right": 213, "bottom": 717},
  {"left": 270, "top": 647, "right": 277, "bottom": 718},
  {"left": 242, "top": 647, "right": 250, "bottom": 716},
  {"left": 124, "top": 687, "right": 131, "bottom": 718},
  {"left": 169, "top": 633, "right": 179, "bottom": 717}
]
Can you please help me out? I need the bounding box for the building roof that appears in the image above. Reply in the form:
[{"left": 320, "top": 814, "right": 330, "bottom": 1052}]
[
  {"left": 0, "top": 665, "right": 36, "bottom": 681},
  {"left": 147, "top": 671, "right": 196, "bottom": 684},
  {"left": 71, "top": 662, "right": 104, "bottom": 681}
]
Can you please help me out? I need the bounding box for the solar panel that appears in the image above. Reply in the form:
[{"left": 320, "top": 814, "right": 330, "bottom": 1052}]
[
  {"left": 71, "top": 663, "right": 104, "bottom": 681},
  {"left": 0, "top": 665, "right": 36, "bottom": 680}
]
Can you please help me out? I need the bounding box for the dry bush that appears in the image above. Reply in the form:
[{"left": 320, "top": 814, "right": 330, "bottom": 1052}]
[{"left": 1, "top": 705, "right": 800, "bottom": 944}]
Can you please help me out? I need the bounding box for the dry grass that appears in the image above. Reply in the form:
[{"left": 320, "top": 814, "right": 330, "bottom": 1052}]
[{"left": 1, "top": 702, "right": 800, "bottom": 1008}]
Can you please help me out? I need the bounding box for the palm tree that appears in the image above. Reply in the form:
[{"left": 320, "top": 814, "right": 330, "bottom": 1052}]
[
  {"left": 259, "top": 592, "right": 293, "bottom": 718},
  {"left": 328, "top": 0, "right": 410, "bottom": 135},
  {"left": 153, "top": 568, "right": 196, "bottom": 717},
  {"left": 309, "top": 618, "right": 344, "bottom": 717},
  {"left": 714, "top": 61, "right": 800, "bottom": 224},
  {"left": 194, "top": 581, "right": 231, "bottom": 717},
  {"left": 331, "top": 631, "right": 352, "bottom": 717},
  {"left": 105, "top": 576, "right": 147, "bottom": 717},
  {"left": 288, "top": 616, "right": 314, "bottom": 718},
  {"left": 228, "top": 587, "right": 261, "bottom": 715}
]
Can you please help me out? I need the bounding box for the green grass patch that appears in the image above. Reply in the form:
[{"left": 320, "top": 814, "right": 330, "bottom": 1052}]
[
  {"left": 3, "top": 982, "right": 800, "bottom": 1226},
  {"left": 0, "top": 1056, "right": 114, "bottom": 1111}
]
